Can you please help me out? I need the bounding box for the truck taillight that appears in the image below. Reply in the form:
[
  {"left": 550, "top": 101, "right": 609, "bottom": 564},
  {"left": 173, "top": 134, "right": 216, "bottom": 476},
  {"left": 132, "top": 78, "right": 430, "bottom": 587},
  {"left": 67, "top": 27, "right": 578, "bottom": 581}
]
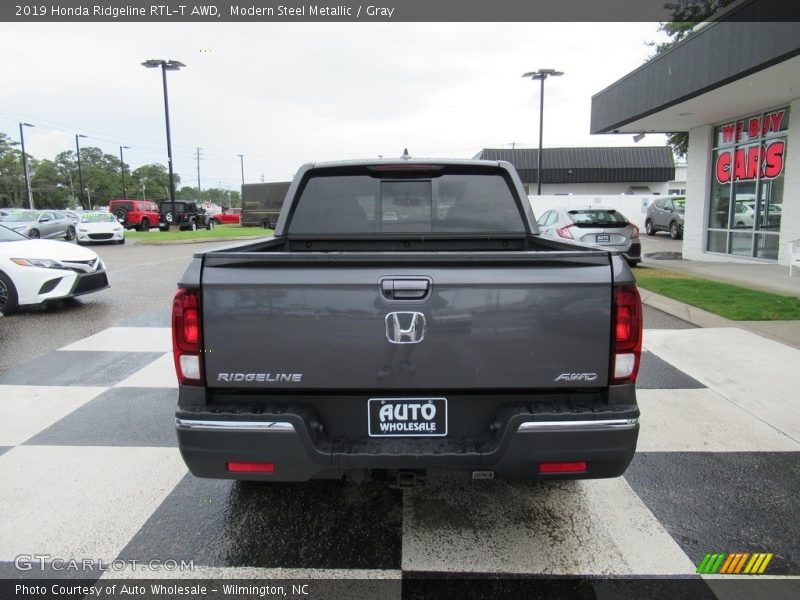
[
  {"left": 172, "top": 287, "right": 203, "bottom": 385},
  {"left": 612, "top": 284, "right": 642, "bottom": 384}
]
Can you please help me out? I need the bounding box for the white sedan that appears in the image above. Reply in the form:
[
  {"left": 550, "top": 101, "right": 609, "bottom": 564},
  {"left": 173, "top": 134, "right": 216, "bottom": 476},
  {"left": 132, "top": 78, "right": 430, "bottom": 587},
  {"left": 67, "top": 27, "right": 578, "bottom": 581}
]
[
  {"left": 0, "top": 224, "right": 109, "bottom": 314},
  {"left": 76, "top": 212, "right": 125, "bottom": 245}
]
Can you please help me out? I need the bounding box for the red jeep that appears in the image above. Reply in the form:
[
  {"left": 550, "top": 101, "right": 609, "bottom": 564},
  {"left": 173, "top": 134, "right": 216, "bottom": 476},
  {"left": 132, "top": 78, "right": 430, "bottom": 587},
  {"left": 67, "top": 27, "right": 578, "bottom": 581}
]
[{"left": 108, "top": 199, "right": 160, "bottom": 231}]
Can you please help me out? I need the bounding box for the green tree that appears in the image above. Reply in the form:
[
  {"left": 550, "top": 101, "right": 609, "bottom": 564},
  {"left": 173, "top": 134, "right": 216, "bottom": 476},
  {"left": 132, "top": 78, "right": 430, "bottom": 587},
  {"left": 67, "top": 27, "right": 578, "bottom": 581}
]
[
  {"left": 30, "top": 159, "right": 71, "bottom": 208},
  {"left": 131, "top": 163, "right": 180, "bottom": 202},
  {"left": 0, "top": 133, "right": 24, "bottom": 208},
  {"left": 649, "top": 0, "right": 735, "bottom": 157}
]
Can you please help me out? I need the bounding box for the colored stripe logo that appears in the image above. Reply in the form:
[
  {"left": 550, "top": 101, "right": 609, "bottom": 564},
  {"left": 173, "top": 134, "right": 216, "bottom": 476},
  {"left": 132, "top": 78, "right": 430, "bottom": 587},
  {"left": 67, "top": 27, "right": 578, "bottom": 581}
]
[{"left": 697, "top": 553, "right": 773, "bottom": 574}]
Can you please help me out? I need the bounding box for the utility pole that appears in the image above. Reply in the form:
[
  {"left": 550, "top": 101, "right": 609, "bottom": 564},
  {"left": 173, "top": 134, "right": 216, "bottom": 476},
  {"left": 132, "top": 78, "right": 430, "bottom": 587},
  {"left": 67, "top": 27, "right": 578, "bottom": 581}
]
[
  {"left": 238, "top": 154, "right": 244, "bottom": 186},
  {"left": 195, "top": 147, "right": 202, "bottom": 194}
]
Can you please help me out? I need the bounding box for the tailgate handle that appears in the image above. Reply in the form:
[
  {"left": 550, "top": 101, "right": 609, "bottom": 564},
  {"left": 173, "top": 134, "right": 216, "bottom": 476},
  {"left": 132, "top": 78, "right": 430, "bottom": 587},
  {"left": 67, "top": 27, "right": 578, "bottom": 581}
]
[{"left": 381, "top": 278, "right": 431, "bottom": 300}]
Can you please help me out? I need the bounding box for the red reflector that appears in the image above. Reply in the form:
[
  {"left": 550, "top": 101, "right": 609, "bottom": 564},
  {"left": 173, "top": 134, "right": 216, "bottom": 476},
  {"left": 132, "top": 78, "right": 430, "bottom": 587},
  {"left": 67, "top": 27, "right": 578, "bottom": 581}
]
[
  {"left": 616, "top": 306, "right": 632, "bottom": 342},
  {"left": 227, "top": 462, "right": 275, "bottom": 474},
  {"left": 539, "top": 462, "right": 587, "bottom": 474},
  {"left": 183, "top": 308, "right": 199, "bottom": 344}
]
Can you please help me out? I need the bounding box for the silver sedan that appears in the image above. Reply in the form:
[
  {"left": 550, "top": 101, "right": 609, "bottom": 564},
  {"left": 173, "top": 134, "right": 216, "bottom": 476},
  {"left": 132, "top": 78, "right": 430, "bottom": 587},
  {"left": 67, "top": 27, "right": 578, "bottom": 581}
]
[
  {"left": 536, "top": 206, "right": 641, "bottom": 266},
  {"left": 0, "top": 210, "right": 76, "bottom": 241}
]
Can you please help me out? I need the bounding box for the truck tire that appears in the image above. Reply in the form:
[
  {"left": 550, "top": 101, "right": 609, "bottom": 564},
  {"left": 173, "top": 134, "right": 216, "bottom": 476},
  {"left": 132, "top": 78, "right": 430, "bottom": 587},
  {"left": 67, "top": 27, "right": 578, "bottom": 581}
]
[
  {"left": 207, "top": 220, "right": 214, "bottom": 231},
  {"left": 139, "top": 218, "right": 150, "bottom": 232},
  {"left": 114, "top": 208, "right": 129, "bottom": 225},
  {"left": 189, "top": 221, "right": 197, "bottom": 232}
]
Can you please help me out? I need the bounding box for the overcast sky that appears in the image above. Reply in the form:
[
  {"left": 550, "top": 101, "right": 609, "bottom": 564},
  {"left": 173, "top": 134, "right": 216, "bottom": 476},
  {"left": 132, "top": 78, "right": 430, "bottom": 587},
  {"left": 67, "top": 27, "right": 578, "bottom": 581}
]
[{"left": 0, "top": 22, "right": 669, "bottom": 189}]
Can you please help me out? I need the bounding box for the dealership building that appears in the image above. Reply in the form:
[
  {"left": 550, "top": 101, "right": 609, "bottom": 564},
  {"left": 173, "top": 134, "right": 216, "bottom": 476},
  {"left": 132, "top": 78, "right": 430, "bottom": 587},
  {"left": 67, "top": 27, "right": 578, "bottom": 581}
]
[{"left": 591, "top": 0, "right": 800, "bottom": 264}]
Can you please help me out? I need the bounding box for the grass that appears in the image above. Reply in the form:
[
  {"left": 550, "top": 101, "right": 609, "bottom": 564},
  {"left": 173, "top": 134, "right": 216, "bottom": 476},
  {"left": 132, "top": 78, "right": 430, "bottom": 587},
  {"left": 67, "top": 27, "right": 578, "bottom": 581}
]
[
  {"left": 127, "top": 224, "right": 271, "bottom": 243},
  {"left": 635, "top": 267, "right": 800, "bottom": 321}
]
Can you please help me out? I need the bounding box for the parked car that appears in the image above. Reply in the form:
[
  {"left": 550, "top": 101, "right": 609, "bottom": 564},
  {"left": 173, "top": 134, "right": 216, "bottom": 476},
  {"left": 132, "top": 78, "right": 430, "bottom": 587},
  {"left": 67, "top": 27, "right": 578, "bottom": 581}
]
[
  {"left": 0, "top": 224, "right": 109, "bottom": 314},
  {"left": 1, "top": 210, "right": 76, "bottom": 241},
  {"left": 733, "top": 203, "right": 755, "bottom": 228},
  {"left": 173, "top": 159, "right": 643, "bottom": 485},
  {"left": 211, "top": 207, "right": 241, "bottom": 225},
  {"left": 108, "top": 199, "right": 160, "bottom": 232},
  {"left": 159, "top": 201, "right": 214, "bottom": 231},
  {"left": 60, "top": 210, "right": 82, "bottom": 227},
  {"left": 536, "top": 206, "right": 641, "bottom": 266},
  {"left": 645, "top": 197, "right": 685, "bottom": 239},
  {"left": 76, "top": 212, "right": 125, "bottom": 245}
]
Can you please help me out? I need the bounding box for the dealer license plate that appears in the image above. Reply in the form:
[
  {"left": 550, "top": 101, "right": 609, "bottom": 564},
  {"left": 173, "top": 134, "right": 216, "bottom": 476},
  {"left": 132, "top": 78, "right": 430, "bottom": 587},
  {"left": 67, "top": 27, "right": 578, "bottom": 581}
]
[
  {"left": 596, "top": 234, "right": 611, "bottom": 243},
  {"left": 368, "top": 398, "right": 448, "bottom": 437}
]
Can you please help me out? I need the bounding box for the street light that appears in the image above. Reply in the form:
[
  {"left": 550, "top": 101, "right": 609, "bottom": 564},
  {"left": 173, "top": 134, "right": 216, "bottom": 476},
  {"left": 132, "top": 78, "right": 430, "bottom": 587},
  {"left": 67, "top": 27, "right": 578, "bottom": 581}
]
[
  {"left": 119, "top": 145, "right": 131, "bottom": 198},
  {"left": 142, "top": 58, "right": 185, "bottom": 228},
  {"left": 19, "top": 123, "right": 34, "bottom": 209},
  {"left": 75, "top": 134, "right": 88, "bottom": 209},
  {"left": 522, "top": 69, "right": 563, "bottom": 195}
]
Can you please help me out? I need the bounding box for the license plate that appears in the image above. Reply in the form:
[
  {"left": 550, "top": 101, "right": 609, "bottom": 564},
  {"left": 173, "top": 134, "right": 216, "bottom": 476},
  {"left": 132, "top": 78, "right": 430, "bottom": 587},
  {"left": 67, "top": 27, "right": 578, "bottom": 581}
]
[
  {"left": 368, "top": 398, "right": 447, "bottom": 437},
  {"left": 596, "top": 234, "right": 611, "bottom": 243}
]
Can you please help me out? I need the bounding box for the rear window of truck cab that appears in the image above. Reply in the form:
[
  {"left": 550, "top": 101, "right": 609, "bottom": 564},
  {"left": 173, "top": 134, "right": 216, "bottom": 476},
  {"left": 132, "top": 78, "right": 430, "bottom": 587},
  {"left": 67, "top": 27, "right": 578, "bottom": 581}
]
[{"left": 287, "top": 171, "right": 525, "bottom": 235}]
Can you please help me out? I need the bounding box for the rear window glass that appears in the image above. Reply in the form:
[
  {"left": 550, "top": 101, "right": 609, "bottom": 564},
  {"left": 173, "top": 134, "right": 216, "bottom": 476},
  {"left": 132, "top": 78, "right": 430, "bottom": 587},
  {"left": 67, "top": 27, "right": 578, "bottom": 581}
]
[
  {"left": 112, "top": 201, "right": 134, "bottom": 211},
  {"left": 288, "top": 172, "right": 525, "bottom": 235},
  {"left": 567, "top": 209, "right": 629, "bottom": 227}
]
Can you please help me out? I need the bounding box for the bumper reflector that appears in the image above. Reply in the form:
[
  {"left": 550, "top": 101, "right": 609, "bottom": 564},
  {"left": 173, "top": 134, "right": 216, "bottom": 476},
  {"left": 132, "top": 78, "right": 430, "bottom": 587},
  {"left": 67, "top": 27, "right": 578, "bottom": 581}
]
[
  {"left": 227, "top": 462, "right": 275, "bottom": 474},
  {"left": 539, "top": 461, "right": 587, "bottom": 474}
]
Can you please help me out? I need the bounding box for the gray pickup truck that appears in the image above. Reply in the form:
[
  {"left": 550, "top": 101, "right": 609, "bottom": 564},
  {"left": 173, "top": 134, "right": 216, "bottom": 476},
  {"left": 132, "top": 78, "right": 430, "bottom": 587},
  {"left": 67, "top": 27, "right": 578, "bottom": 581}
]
[{"left": 172, "top": 159, "right": 642, "bottom": 486}]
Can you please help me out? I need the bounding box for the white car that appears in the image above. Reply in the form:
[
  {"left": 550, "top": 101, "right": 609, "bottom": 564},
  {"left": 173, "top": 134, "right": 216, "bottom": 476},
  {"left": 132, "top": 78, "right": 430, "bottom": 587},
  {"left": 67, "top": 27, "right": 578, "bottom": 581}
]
[
  {"left": 76, "top": 212, "right": 125, "bottom": 245},
  {"left": 0, "top": 224, "right": 109, "bottom": 314}
]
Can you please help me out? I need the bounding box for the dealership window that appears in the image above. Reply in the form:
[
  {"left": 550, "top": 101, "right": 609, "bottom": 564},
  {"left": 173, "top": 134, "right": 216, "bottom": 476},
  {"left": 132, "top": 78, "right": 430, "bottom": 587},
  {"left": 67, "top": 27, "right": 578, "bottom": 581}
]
[{"left": 707, "top": 107, "right": 788, "bottom": 260}]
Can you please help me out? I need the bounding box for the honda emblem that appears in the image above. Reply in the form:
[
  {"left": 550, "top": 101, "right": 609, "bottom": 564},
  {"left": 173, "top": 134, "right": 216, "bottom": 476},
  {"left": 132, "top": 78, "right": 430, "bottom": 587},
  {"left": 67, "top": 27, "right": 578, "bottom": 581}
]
[{"left": 385, "top": 312, "right": 426, "bottom": 344}]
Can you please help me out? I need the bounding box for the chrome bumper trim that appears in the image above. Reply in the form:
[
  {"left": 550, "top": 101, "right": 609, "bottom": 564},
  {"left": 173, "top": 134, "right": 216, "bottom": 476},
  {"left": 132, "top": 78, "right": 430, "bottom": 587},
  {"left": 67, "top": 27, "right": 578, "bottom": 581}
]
[
  {"left": 175, "top": 418, "right": 295, "bottom": 432},
  {"left": 517, "top": 418, "right": 638, "bottom": 432}
]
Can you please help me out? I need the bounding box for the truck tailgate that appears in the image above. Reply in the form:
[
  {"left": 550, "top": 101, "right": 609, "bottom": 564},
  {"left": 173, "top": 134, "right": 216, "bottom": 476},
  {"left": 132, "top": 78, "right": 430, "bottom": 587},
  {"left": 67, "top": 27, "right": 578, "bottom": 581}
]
[{"left": 201, "top": 252, "right": 612, "bottom": 391}]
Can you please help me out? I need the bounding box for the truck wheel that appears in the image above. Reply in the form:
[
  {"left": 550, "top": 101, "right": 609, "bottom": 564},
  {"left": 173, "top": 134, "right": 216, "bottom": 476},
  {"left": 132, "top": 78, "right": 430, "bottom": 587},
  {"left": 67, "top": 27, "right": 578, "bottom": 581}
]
[
  {"left": 645, "top": 219, "right": 656, "bottom": 236},
  {"left": 189, "top": 221, "right": 197, "bottom": 232},
  {"left": 207, "top": 220, "right": 215, "bottom": 230},
  {"left": 669, "top": 221, "right": 682, "bottom": 240},
  {"left": 139, "top": 218, "right": 150, "bottom": 232},
  {"left": 114, "top": 208, "right": 129, "bottom": 224},
  {"left": 0, "top": 270, "right": 19, "bottom": 314},
  {"left": 261, "top": 219, "right": 269, "bottom": 229}
]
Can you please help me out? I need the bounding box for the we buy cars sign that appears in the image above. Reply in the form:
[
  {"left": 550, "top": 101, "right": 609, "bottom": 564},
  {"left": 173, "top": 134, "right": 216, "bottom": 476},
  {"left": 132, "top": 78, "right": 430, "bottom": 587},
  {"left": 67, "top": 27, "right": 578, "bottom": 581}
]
[{"left": 715, "top": 110, "right": 786, "bottom": 184}]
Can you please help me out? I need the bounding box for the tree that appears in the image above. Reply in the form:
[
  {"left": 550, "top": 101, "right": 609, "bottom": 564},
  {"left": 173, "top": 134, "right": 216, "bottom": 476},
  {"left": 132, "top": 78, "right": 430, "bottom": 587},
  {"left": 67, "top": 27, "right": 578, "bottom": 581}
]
[
  {"left": 0, "top": 133, "right": 24, "bottom": 208},
  {"left": 131, "top": 163, "right": 180, "bottom": 202},
  {"left": 649, "top": 0, "right": 735, "bottom": 157},
  {"left": 30, "top": 159, "right": 71, "bottom": 208}
]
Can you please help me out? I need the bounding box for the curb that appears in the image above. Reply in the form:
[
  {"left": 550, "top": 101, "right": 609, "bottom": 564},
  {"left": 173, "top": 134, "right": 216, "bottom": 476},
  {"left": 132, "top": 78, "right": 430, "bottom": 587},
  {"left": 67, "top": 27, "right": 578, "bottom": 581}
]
[{"left": 639, "top": 288, "right": 800, "bottom": 349}]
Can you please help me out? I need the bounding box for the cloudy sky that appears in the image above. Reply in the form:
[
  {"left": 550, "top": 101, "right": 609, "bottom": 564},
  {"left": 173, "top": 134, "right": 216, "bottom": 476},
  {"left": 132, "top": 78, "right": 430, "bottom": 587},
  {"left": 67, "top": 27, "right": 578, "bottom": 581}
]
[{"left": 0, "top": 22, "right": 669, "bottom": 189}]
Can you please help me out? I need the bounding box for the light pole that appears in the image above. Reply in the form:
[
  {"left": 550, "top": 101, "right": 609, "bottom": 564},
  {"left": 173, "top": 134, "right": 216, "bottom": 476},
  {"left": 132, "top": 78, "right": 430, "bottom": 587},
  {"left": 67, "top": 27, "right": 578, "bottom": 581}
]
[
  {"left": 238, "top": 154, "right": 244, "bottom": 186},
  {"left": 522, "top": 69, "right": 563, "bottom": 195},
  {"left": 19, "top": 123, "right": 34, "bottom": 209},
  {"left": 75, "top": 134, "right": 88, "bottom": 209},
  {"left": 142, "top": 58, "right": 185, "bottom": 228},
  {"left": 119, "top": 145, "right": 130, "bottom": 198}
]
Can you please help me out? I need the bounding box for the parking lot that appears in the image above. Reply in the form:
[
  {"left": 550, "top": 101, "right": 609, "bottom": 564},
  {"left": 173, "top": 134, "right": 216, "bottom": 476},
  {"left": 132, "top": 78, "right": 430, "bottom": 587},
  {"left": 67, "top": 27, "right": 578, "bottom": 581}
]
[{"left": 0, "top": 235, "right": 797, "bottom": 596}]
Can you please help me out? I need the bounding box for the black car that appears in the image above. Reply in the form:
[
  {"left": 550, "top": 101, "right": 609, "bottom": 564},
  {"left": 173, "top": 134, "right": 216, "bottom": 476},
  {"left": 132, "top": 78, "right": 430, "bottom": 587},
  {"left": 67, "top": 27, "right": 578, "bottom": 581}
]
[{"left": 159, "top": 201, "right": 214, "bottom": 232}]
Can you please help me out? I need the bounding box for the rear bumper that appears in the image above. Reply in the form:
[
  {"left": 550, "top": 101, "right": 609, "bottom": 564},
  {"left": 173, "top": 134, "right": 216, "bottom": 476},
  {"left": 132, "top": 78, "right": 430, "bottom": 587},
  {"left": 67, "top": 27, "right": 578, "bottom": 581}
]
[{"left": 176, "top": 403, "right": 639, "bottom": 482}]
